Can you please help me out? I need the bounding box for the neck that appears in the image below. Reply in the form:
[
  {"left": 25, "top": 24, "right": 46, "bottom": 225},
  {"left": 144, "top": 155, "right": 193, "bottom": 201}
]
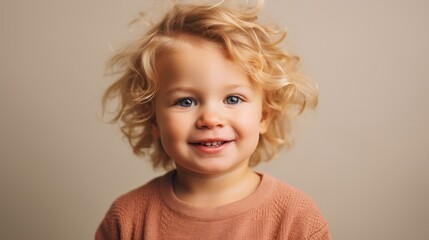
[{"left": 173, "top": 166, "right": 261, "bottom": 208}]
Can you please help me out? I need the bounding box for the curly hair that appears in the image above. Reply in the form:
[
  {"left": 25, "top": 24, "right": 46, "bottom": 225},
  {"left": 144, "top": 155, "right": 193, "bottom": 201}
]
[{"left": 102, "top": 0, "right": 318, "bottom": 170}]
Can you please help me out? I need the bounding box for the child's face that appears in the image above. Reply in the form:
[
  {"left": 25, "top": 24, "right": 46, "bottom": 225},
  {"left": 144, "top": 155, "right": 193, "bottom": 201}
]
[{"left": 153, "top": 39, "right": 268, "bottom": 176}]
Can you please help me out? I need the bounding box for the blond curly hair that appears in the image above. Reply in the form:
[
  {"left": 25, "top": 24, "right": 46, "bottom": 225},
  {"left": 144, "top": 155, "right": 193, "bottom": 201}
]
[{"left": 102, "top": 0, "right": 318, "bottom": 170}]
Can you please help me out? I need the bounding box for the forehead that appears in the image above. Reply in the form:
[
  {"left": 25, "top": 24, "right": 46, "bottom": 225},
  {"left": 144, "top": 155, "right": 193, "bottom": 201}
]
[
  {"left": 156, "top": 36, "right": 227, "bottom": 72},
  {"left": 156, "top": 37, "right": 251, "bottom": 85}
]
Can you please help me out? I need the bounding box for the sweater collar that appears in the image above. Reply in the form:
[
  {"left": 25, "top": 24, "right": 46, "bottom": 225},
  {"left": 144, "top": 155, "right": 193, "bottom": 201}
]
[{"left": 159, "top": 170, "right": 276, "bottom": 221}]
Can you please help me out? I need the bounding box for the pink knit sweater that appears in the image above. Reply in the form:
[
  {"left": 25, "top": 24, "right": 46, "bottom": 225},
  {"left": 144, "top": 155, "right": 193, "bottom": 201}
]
[{"left": 96, "top": 171, "right": 330, "bottom": 240}]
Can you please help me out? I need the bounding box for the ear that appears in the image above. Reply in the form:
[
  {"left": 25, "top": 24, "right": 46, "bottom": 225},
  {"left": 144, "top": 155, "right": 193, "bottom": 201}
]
[
  {"left": 259, "top": 110, "right": 271, "bottom": 134},
  {"left": 151, "top": 123, "right": 160, "bottom": 139}
]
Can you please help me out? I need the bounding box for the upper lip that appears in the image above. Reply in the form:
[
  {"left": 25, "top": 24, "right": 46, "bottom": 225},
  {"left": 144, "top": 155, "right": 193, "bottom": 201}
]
[{"left": 188, "top": 138, "right": 232, "bottom": 144}]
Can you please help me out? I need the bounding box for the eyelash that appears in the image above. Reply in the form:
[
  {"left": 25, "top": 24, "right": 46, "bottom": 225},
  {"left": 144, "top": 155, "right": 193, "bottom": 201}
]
[
  {"left": 174, "top": 95, "right": 244, "bottom": 108},
  {"left": 175, "top": 97, "right": 197, "bottom": 108},
  {"left": 224, "top": 95, "right": 242, "bottom": 105}
]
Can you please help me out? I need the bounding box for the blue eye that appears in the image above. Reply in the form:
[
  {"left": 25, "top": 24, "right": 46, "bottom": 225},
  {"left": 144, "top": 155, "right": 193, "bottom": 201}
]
[
  {"left": 176, "top": 98, "right": 197, "bottom": 107},
  {"left": 225, "top": 96, "right": 241, "bottom": 105}
]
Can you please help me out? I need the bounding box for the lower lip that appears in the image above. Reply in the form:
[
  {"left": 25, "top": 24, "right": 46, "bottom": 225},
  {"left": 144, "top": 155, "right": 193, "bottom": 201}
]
[{"left": 190, "top": 141, "right": 231, "bottom": 154}]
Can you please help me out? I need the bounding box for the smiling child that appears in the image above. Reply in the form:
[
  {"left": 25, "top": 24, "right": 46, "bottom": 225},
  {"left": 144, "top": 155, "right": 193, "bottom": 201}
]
[{"left": 96, "top": 1, "right": 330, "bottom": 239}]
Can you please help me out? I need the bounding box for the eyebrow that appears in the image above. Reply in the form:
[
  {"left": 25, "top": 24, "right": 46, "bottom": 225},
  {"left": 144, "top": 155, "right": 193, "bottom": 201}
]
[
  {"left": 165, "top": 86, "right": 197, "bottom": 95},
  {"left": 223, "top": 84, "right": 255, "bottom": 95},
  {"left": 165, "top": 84, "right": 254, "bottom": 95}
]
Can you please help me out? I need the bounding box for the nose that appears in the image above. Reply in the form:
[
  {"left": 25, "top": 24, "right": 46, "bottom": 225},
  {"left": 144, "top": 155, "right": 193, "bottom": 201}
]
[{"left": 195, "top": 104, "right": 224, "bottom": 129}]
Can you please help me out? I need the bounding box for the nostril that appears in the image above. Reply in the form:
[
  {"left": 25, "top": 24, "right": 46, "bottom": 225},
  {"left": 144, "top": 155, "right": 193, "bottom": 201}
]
[{"left": 195, "top": 114, "right": 224, "bottom": 129}]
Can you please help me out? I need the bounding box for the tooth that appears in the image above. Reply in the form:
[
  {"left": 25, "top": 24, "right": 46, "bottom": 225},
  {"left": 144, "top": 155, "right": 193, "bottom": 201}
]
[{"left": 199, "top": 141, "right": 225, "bottom": 147}]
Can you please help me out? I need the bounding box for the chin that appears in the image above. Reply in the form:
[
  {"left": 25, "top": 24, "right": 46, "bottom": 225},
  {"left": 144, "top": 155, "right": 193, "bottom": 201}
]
[{"left": 185, "top": 161, "right": 247, "bottom": 176}]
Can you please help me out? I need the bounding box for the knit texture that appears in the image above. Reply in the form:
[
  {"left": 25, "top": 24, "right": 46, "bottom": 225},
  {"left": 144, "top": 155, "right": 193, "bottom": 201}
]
[{"left": 96, "top": 171, "right": 330, "bottom": 240}]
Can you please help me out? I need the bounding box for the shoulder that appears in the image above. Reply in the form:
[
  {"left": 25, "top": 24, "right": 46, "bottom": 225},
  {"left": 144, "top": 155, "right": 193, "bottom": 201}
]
[
  {"left": 109, "top": 176, "right": 160, "bottom": 216},
  {"left": 95, "top": 174, "right": 164, "bottom": 240},
  {"left": 263, "top": 174, "right": 331, "bottom": 239},
  {"left": 271, "top": 178, "right": 320, "bottom": 213}
]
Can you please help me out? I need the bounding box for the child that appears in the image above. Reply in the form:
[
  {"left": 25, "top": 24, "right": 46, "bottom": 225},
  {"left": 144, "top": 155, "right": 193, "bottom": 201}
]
[{"left": 96, "top": 0, "right": 330, "bottom": 239}]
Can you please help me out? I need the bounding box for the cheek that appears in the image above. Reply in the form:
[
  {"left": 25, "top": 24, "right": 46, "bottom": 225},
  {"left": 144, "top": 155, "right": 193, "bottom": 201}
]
[
  {"left": 157, "top": 117, "right": 180, "bottom": 156},
  {"left": 235, "top": 110, "right": 263, "bottom": 136},
  {"left": 158, "top": 113, "right": 191, "bottom": 141},
  {"left": 159, "top": 116, "right": 176, "bottom": 138}
]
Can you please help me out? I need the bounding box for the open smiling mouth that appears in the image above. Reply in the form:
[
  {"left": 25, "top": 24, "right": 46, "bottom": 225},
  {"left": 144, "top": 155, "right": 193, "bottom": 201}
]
[{"left": 190, "top": 141, "right": 231, "bottom": 147}]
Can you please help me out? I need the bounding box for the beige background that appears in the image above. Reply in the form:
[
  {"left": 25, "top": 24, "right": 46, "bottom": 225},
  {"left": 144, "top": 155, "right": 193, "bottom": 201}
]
[{"left": 1, "top": 0, "right": 428, "bottom": 239}]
